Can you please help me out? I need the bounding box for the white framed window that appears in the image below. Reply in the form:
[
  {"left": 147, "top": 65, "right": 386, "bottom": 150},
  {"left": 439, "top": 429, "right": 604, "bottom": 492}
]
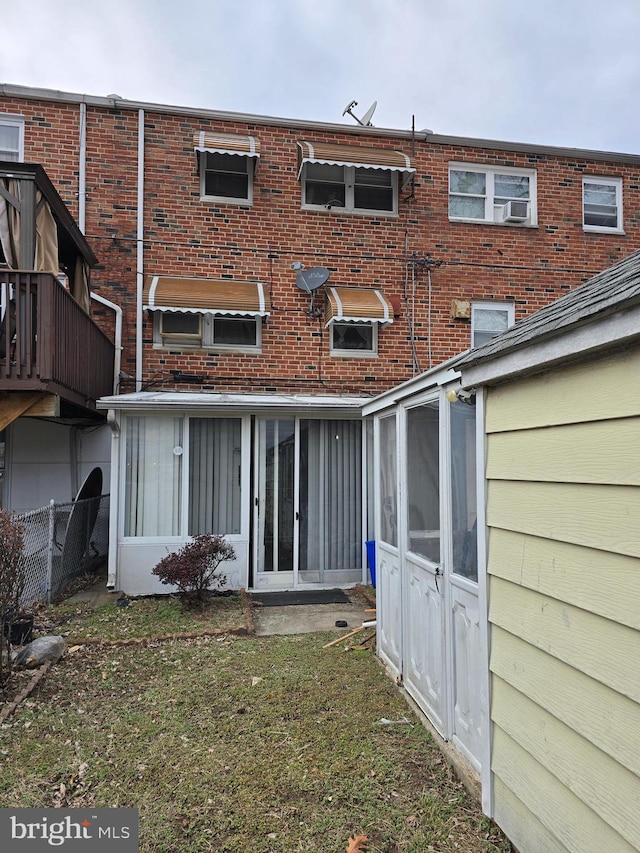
[
  {"left": 449, "top": 163, "right": 536, "bottom": 226},
  {"left": 302, "top": 163, "right": 397, "bottom": 215},
  {"left": 471, "top": 301, "right": 514, "bottom": 348},
  {"left": 330, "top": 321, "right": 378, "bottom": 355},
  {"left": 123, "top": 415, "right": 243, "bottom": 538},
  {"left": 200, "top": 152, "right": 254, "bottom": 205},
  {"left": 582, "top": 176, "right": 623, "bottom": 232},
  {"left": 155, "top": 311, "right": 261, "bottom": 351},
  {"left": 0, "top": 115, "right": 24, "bottom": 161}
]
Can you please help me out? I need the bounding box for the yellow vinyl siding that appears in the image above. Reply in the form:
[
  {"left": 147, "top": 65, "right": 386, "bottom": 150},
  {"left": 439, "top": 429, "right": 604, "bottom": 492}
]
[
  {"left": 489, "top": 577, "right": 639, "bottom": 702},
  {"left": 492, "top": 678, "right": 640, "bottom": 847},
  {"left": 485, "top": 347, "right": 640, "bottom": 853},
  {"left": 493, "top": 778, "right": 567, "bottom": 853},
  {"left": 487, "top": 480, "right": 640, "bottom": 558},
  {"left": 492, "top": 728, "right": 637, "bottom": 853},
  {"left": 487, "top": 418, "right": 640, "bottom": 485},
  {"left": 485, "top": 347, "right": 640, "bottom": 433},
  {"left": 489, "top": 528, "right": 639, "bottom": 630},
  {"left": 491, "top": 627, "right": 640, "bottom": 777}
]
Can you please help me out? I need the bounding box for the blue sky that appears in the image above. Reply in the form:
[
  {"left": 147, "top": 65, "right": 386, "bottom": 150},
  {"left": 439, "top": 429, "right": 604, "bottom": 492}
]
[{"left": 2, "top": 0, "right": 639, "bottom": 153}]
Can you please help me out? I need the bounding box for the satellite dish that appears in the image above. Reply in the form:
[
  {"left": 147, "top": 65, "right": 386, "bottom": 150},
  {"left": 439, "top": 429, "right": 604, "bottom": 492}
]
[
  {"left": 61, "top": 467, "right": 103, "bottom": 574},
  {"left": 342, "top": 99, "right": 377, "bottom": 127},
  {"left": 360, "top": 101, "right": 377, "bottom": 126},
  {"left": 296, "top": 267, "right": 330, "bottom": 294},
  {"left": 342, "top": 99, "right": 358, "bottom": 118}
]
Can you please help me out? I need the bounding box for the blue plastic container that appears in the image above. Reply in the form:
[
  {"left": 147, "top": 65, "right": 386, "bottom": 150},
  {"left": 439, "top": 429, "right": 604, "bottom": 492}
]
[{"left": 365, "top": 540, "right": 376, "bottom": 588}]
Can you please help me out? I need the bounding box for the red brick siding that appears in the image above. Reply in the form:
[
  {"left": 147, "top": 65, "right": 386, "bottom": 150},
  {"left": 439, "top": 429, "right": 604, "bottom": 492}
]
[{"left": 3, "top": 94, "right": 638, "bottom": 396}]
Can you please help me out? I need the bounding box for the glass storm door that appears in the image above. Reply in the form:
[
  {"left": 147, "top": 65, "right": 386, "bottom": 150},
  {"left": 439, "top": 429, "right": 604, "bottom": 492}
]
[
  {"left": 255, "top": 418, "right": 296, "bottom": 586},
  {"left": 253, "top": 417, "right": 363, "bottom": 589}
]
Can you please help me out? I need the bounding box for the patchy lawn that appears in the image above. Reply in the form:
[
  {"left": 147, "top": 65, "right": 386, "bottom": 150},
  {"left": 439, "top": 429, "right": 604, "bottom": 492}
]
[
  {"left": 34, "top": 592, "right": 250, "bottom": 644},
  {"left": 0, "top": 604, "right": 512, "bottom": 852}
]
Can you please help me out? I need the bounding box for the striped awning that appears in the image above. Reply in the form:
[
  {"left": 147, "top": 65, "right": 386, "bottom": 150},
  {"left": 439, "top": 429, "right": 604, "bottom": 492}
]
[
  {"left": 193, "top": 131, "right": 261, "bottom": 158},
  {"left": 325, "top": 287, "right": 394, "bottom": 327},
  {"left": 144, "top": 276, "right": 270, "bottom": 317},
  {"left": 297, "top": 141, "right": 415, "bottom": 179}
]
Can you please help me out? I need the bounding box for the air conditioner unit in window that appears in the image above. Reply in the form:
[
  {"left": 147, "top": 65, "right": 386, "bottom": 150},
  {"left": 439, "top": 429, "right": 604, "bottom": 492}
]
[{"left": 500, "top": 199, "right": 530, "bottom": 223}]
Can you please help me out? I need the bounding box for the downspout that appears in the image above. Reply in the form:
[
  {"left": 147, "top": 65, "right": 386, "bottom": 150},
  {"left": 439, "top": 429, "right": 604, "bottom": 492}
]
[
  {"left": 90, "top": 292, "right": 123, "bottom": 394},
  {"left": 105, "top": 409, "right": 120, "bottom": 589},
  {"left": 78, "top": 102, "right": 87, "bottom": 232},
  {"left": 136, "top": 109, "right": 145, "bottom": 391}
]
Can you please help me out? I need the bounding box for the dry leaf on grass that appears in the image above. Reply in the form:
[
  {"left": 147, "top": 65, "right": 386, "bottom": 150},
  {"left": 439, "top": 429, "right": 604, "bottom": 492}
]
[{"left": 346, "top": 834, "right": 368, "bottom": 852}]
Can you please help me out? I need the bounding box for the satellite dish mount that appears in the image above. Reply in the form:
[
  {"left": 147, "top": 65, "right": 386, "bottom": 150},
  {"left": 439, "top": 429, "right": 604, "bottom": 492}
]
[
  {"left": 294, "top": 265, "right": 331, "bottom": 317},
  {"left": 342, "top": 100, "right": 377, "bottom": 127}
]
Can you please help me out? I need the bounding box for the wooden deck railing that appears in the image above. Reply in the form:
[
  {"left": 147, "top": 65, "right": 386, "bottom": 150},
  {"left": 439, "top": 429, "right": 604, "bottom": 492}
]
[{"left": 0, "top": 271, "right": 115, "bottom": 408}]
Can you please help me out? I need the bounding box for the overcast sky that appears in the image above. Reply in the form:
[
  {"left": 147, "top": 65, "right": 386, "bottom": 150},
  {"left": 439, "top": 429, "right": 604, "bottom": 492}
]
[{"left": 2, "top": 0, "right": 639, "bottom": 153}]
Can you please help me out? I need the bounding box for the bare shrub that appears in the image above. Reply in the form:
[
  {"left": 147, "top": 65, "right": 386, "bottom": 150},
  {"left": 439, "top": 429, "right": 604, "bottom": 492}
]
[
  {"left": 152, "top": 535, "right": 235, "bottom": 604},
  {"left": 0, "top": 509, "right": 26, "bottom": 686}
]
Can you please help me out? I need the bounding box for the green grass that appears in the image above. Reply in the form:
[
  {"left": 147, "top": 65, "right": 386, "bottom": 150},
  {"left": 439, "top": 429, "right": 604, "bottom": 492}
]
[
  {"left": 35, "top": 594, "right": 248, "bottom": 643},
  {"left": 1, "top": 606, "right": 512, "bottom": 852}
]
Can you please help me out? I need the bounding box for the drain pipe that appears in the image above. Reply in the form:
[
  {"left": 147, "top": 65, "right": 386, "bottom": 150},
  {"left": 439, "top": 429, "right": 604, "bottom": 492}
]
[
  {"left": 90, "top": 292, "right": 123, "bottom": 394},
  {"left": 136, "top": 109, "right": 145, "bottom": 392},
  {"left": 105, "top": 409, "right": 120, "bottom": 589},
  {"left": 78, "top": 102, "right": 87, "bottom": 232}
]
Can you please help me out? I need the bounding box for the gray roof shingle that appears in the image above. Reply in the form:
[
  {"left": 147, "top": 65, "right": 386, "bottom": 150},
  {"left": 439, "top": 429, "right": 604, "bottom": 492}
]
[{"left": 456, "top": 248, "right": 640, "bottom": 368}]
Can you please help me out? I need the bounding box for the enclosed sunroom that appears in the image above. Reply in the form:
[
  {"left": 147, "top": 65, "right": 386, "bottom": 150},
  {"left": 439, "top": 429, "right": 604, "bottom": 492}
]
[
  {"left": 98, "top": 392, "right": 373, "bottom": 595},
  {"left": 362, "top": 358, "right": 490, "bottom": 788}
]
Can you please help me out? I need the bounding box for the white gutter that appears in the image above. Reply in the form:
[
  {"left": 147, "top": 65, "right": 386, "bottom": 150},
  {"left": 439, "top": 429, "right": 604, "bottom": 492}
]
[
  {"left": 78, "top": 102, "right": 87, "bottom": 232},
  {"left": 0, "top": 83, "right": 423, "bottom": 142},
  {"left": 136, "top": 109, "right": 144, "bottom": 392},
  {"left": 4, "top": 83, "right": 640, "bottom": 161},
  {"left": 105, "top": 409, "right": 120, "bottom": 589},
  {"left": 90, "top": 292, "right": 122, "bottom": 394}
]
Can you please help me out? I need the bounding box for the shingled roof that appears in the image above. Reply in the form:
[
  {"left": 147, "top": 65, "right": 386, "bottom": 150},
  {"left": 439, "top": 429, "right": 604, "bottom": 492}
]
[{"left": 457, "top": 248, "right": 640, "bottom": 369}]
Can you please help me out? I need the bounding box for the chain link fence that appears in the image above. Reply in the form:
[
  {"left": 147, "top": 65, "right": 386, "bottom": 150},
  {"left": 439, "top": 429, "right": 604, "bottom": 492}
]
[{"left": 15, "top": 495, "right": 109, "bottom": 606}]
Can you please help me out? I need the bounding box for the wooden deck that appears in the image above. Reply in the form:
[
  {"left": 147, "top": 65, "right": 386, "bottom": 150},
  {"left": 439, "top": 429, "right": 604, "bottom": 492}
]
[{"left": 0, "top": 271, "right": 114, "bottom": 409}]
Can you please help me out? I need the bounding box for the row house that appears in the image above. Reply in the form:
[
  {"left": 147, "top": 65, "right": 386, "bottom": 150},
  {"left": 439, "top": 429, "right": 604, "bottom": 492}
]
[{"left": 1, "top": 83, "right": 639, "bottom": 597}]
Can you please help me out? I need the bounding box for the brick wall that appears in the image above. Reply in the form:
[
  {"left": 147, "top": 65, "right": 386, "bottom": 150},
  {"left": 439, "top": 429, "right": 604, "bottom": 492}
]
[{"left": 4, "top": 93, "right": 639, "bottom": 396}]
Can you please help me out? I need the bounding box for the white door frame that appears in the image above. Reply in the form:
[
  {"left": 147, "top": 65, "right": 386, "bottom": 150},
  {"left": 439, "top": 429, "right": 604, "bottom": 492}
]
[
  {"left": 373, "top": 385, "right": 485, "bottom": 770},
  {"left": 253, "top": 416, "right": 298, "bottom": 590}
]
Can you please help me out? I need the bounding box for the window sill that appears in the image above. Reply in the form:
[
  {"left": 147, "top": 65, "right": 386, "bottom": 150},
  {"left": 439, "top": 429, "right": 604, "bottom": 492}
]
[
  {"left": 153, "top": 342, "right": 262, "bottom": 354},
  {"left": 448, "top": 216, "right": 537, "bottom": 228},
  {"left": 583, "top": 226, "right": 625, "bottom": 235},
  {"left": 302, "top": 204, "right": 398, "bottom": 218},
  {"left": 200, "top": 195, "right": 253, "bottom": 207},
  {"left": 330, "top": 350, "right": 378, "bottom": 358}
]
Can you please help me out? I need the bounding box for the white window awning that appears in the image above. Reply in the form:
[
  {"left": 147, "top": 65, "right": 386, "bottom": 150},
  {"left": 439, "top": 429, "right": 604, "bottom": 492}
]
[
  {"left": 325, "top": 286, "right": 394, "bottom": 326},
  {"left": 144, "top": 276, "right": 270, "bottom": 317},
  {"left": 297, "top": 141, "right": 415, "bottom": 179},
  {"left": 193, "top": 131, "right": 261, "bottom": 158}
]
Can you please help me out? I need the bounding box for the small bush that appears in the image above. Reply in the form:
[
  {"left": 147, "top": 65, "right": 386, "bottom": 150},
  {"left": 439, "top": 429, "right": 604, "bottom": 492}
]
[
  {"left": 152, "top": 535, "right": 236, "bottom": 603},
  {"left": 0, "top": 509, "right": 26, "bottom": 686}
]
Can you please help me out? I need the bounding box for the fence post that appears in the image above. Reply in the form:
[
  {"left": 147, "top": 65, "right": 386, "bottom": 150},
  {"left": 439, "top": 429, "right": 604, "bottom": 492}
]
[{"left": 46, "top": 499, "right": 55, "bottom": 604}]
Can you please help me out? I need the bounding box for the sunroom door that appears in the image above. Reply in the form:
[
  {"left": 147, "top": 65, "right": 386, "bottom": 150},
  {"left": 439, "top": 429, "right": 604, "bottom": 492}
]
[
  {"left": 255, "top": 418, "right": 296, "bottom": 588},
  {"left": 403, "top": 399, "right": 447, "bottom": 734},
  {"left": 254, "top": 417, "right": 363, "bottom": 589}
]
